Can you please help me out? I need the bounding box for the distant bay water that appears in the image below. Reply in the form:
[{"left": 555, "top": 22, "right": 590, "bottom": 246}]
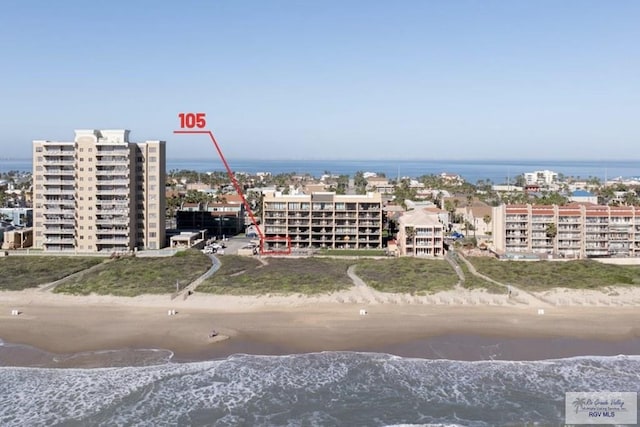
[{"left": 2, "top": 158, "right": 639, "bottom": 184}]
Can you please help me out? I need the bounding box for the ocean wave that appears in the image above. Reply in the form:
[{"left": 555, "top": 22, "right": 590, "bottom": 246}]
[{"left": 1, "top": 352, "right": 639, "bottom": 426}]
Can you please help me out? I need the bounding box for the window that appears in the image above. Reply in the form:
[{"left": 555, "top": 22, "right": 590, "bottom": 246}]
[
  {"left": 149, "top": 175, "right": 156, "bottom": 181},
  {"left": 149, "top": 157, "right": 156, "bottom": 162},
  {"left": 149, "top": 232, "right": 157, "bottom": 238},
  {"left": 149, "top": 223, "right": 157, "bottom": 228},
  {"left": 36, "top": 147, "right": 43, "bottom": 152},
  {"left": 79, "top": 167, "right": 84, "bottom": 171},
  {"left": 149, "top": 185, "right": 156, "bottom": 191},
  {"left": 36, "top": 166, "right": 43, "bottom": 171},
  {"left": 79, "top": 148, "right": 84, "bottom": 152},
  {"left": 88, "top": 225, "right": 93, "bottom": 230},
  {"left": 149, "top": 147, "right": 157, "bottom": 153}
]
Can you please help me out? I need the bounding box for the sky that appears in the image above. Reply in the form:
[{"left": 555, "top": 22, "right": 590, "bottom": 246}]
[{"left": 0, "top": 0, "right": 638, "bottom": 161}]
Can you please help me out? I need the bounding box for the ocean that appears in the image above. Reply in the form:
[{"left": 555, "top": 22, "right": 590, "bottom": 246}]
[
  {"left": 2, "top": 158, "right": 640, "bottom": 184},
  {"left": 1, "top": 346, "right": 639, "bottom": 426}
]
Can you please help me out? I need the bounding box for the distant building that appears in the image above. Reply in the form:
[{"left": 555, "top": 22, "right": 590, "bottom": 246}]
[
  {"left": 569, "top": 190, "right": 597, "bottom": 204},
  {"left": 0, "top": 207, "right": 32, "bottom": 227},
  {"left": 439, "top": 172, "right": 464, "bottom": 185},
  {"left": 176, "top": 201, "right": 245, "bottom": 238},
  {"left": 33, "top": 129, "right": 166, "bottom": 252},
  {"left": 2, "top": 227, "right": 33, "bottom": 250},
  {"left": 524, "top": 170, "right": 558, "bottom": 186}
]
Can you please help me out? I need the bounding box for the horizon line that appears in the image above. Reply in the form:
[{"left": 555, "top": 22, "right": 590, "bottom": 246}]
[{"left": 2, "top": 156, "right": 640, "bottom": 163}]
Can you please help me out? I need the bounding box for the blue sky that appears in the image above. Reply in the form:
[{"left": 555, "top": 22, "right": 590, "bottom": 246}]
[{"left": 0, "top": 1, "right": 638, "bottom": 161}]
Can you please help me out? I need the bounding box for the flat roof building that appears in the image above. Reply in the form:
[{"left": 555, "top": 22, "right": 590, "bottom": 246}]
[
  {"left": 33, "top": 129, "right": 166, "bottom": 252},
  {"left": 262, "top": 191, "right": 383, "bottom": 252}
]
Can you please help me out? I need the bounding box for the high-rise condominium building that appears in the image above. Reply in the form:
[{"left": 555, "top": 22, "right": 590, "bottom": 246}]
[{"left": 33, "top": 129, "right": 166, "bottom": 252}]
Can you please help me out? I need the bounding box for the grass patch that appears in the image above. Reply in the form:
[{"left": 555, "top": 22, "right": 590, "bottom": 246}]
[
  {"left": 0, "top": 256, "right": 105, "bottom": 290},
  {"left": 319, "top": 249, "right": 386, "bottom": 257},
  {"left": 453, "top": 256, "right": 507, "bottom": 294},
  {"left": 467, "top": 257, "right": 640, "bottom": 291},
  {"left": 54, "top": 250, "right": 211, "bottom": 296},
  {"left": 354, "top": 258, "right": 457, "bottom": 294},
  {"left": 198, "top": 256, "right": 354, "bottom": 295}
]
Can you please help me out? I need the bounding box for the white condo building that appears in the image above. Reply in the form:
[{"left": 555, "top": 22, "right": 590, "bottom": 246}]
[
  {"left": 33, "top": 130, "right": 166, "bottom": 252},
  {"left": 524, "top": 170, "right": 558, "bottom": 186}
]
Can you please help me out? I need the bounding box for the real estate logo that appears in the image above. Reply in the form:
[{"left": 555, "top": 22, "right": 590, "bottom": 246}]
[{"left": 565, "top": 392, "right": 637, "bottom": 425}]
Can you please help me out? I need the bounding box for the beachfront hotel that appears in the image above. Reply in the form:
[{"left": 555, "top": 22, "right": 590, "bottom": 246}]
[
  {"left": 32, "top": 130, "right": 166, "bottom": 252},
  {"left": 492, "top": 203, "right": 640, "bottom": 258},
  {"left": 262, "top": 192, "right": 383, "bottom": 251}
]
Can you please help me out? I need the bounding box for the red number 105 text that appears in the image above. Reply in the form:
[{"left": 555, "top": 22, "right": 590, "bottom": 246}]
[{"left": 178, "top": 113, "right": 206, "bottom": 129}]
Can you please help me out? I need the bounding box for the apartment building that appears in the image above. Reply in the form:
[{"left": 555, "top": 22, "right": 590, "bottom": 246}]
[
  {"left": 492, "top": 203, "right": 640, "bottom": 258},
  {"left": 33, "top": 129, "right": 166, "bottom": 252},
  {"left": 397, "top": 209, "right": 444, "bottom": 257},
  {"left": 262, "top": 192, "right": 383, "bottom": 251},
  {"left": 176, "top": 201, "right": 245, "bottom": 237},
  {"left": 523, "top": 170, "right": 558, "bottom": 186}
]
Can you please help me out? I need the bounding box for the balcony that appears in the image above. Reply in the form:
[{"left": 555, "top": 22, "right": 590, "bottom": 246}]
[
  {"left": 43, "top": 168, "right": 75, "bottom": 176},
  {"left": 95, "top": 217, "right": 129, "bottom": 225},
  {"left": 44, "top": 237, "right": 75, "bottom": 245},
  {"left": 96, "top": 228, "right": 129, "bottom": 235},
  {"left": 43, "top": 208, "right": 75, "bottom": 215},
  {"left": 96, "top": 187, "right": 129, "bottom": 195},
  {"left": 95, "top": 168, "right": 129, "bottom": 176},
  {"left": 43, "top": 217, "right": 75, "bottom": 225},
  {"left": 95, "top": 156, "right": 128, "bottom": 165},
  {"left": 42, "top": 158, "right": 74, "bottom": 166},
  {"left": 95, "top": 237, "right": 130, "bottom": 244},
  {"left": 44, "top": 179, "right": 75, "bottom": 186}
]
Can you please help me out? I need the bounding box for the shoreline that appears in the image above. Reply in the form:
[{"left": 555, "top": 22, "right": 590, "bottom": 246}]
[{"left": 2, "top": 289, "right": 640, "bottom": 368}]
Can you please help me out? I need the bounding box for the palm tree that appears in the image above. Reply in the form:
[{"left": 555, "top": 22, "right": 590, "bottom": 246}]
[
  {"left": 483, "top": 214, "right": 491, "bottom": 235},
  {"left": 545, "top": 223, "right": 557, "bottom": 239},
  {"left": 405, "top": 226, "right": 415, "bottom": 244}
]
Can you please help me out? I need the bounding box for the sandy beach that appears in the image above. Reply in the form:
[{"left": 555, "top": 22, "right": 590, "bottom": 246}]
[{"left": 2, "top": 285, "right": 640, "bottom": 367}]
